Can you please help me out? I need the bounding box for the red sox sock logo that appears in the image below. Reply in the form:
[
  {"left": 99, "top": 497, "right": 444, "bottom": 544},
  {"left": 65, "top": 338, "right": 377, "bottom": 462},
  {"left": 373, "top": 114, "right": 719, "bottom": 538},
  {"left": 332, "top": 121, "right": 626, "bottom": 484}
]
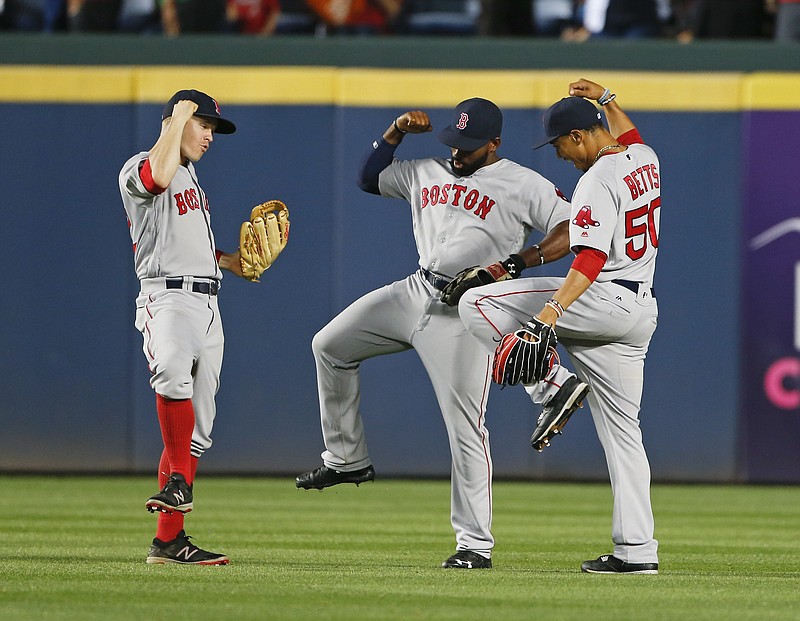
[
  {"left": 457, "top": 113, "right": 469, "bottom": 130},
  {"left": 573, "top": 205, "right": 600, "bottom": 229}
]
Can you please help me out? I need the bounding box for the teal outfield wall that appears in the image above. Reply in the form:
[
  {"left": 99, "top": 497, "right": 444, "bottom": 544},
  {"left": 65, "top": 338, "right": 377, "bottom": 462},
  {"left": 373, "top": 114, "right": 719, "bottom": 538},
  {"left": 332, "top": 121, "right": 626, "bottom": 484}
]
[{"left": 1, "top": 35, "right": 796, "bottom": 482}]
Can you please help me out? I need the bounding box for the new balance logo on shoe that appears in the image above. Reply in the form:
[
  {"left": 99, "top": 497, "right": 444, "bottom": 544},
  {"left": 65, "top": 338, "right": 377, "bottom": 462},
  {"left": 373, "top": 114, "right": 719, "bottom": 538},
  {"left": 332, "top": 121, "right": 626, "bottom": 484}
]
[
  {"left": 176, "top": 546, "right": 198, "bottom": 561},
  {"left": 146, "top": 473, "right": 194, "bottom": 514},
  {"left": 146, "top": 530, "right": 229, "bottom": 565}
]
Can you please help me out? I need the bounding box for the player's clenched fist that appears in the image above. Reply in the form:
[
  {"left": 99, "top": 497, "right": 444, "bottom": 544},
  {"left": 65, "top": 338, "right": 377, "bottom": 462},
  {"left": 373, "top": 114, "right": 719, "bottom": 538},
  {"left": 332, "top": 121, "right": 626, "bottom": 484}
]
[
  {"left": 568, "top": 79, "right": 607, "bottom": 101},
  {"left": 395, "top": 111, "right": 433, "bottom": 134},
  {"left": 169, "top": 99, "right": 200, "bottom": 122}
]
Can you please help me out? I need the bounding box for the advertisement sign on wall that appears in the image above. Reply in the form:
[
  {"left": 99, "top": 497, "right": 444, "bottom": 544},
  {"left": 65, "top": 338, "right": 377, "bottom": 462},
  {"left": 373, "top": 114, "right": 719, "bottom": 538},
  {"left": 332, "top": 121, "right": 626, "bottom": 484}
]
[{"left": 742, "top": 111, "right": 800, "bottom": 481}]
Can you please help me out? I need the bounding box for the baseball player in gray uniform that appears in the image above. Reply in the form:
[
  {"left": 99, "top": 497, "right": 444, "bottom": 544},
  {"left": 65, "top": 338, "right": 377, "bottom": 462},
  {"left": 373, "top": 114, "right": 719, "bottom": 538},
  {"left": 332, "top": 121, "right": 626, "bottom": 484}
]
[
  {"left": 459, "top": 79, "right": 661, "bottom": 574},
  {"left": 119, "top": 89, "right": 243, "bottom": 565},
  {"left": 296, "top": 98, "right": 572, "bottom": 569}
]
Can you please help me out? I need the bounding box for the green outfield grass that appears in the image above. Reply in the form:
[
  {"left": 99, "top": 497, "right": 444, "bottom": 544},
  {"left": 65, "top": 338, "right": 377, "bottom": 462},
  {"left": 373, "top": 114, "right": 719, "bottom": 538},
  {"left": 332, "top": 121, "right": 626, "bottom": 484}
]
[{"left": 0, "top": 476, "right": 797, "bottom": 621}]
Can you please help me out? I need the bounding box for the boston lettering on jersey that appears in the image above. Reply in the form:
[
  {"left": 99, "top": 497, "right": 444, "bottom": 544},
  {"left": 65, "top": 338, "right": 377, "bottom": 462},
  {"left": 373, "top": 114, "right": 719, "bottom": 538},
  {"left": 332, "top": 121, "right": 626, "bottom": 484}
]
[
  {"left": 623, "top": 163, "right": 660, "bottom": 200},
  {"left": 173, "top": 187, "right": 209, "bottom": 216},
  {"left": 420, "top": 183, "right": 495, "bottom": 220}
]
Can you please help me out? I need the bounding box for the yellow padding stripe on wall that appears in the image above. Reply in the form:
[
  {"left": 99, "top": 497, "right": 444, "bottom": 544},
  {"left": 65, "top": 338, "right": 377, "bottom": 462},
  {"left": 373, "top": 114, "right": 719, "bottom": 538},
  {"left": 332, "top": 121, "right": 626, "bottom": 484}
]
[{"left": 0, "top": 66, "right": 797, "bottom": 110}]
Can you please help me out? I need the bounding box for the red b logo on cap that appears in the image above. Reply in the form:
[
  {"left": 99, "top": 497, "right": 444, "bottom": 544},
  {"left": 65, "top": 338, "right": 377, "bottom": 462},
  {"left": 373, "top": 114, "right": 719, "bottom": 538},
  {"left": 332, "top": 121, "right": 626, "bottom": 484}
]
[{"left": 456, "top": 113, "right": 469, "bottom": 130}]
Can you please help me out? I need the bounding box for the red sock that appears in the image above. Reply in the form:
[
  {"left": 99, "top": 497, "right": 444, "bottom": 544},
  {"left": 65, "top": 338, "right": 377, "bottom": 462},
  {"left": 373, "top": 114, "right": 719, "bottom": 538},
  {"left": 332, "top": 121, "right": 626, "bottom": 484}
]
[
  {"left": 155, "top": 448, "right": 184, "bottom": 542},
  {"left": 155, "top": 394, "right": 194, "bottom": 480}
]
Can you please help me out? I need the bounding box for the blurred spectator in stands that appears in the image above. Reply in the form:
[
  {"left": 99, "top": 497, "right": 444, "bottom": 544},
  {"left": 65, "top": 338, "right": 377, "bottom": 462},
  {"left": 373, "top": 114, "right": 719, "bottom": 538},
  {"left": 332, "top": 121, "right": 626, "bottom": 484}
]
[
  {"left": 400, "top": 0, "right": 478, "bottom": 35},
  {"left": 224, "top": 0, "right": 281, "bottom": 34},
  {"left": 67, "top": 0, "right": 120, "bottom": 30},
  {"left": 767, "top": 0, "right": 800, "bottom": 41},
  {"left": 676, "top": 0, "right": 770, "bottom": 41},
  {"left": 478, "top": 0, "right": 533, "bottom": 35},
  {"left": 3, "top": 0, "right": 65, "bottom": 29},
  {"left": 117, "top": 0, "right": 160, "bottom": 32},
  {"left": 160, "top": 0, "right": 226, "bottom": 34},
  {"left": 306, "top": 0, "right": 402, "bottom": 34},
  {"left": 563, "top": 0, "right": 669, "bottom": 40},
  {"left": 534, "top": 0, "right": 577, "bottom": 37}
]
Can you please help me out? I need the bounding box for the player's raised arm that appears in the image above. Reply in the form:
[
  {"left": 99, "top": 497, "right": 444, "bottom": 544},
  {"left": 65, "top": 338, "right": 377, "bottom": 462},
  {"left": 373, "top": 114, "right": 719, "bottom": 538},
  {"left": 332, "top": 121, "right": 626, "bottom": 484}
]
[
  {"left": 357, "top": 110, "right": 432, "bottom": 194},
  {"left": 569, "top": 79, "right": 636, "bottom": 139},
  {"left": 148, "top": 99, "right": 198, "bottom": 188}
]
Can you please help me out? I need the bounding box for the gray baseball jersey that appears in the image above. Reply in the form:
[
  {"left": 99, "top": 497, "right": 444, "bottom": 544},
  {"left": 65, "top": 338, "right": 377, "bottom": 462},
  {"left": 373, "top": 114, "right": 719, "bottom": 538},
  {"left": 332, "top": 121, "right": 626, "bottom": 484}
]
[
  {"left": 380, "top": 157, "right": 569, "bottom": 277},
  {"left": 120, "top": 151, "right": 222, "bottom": 281}
]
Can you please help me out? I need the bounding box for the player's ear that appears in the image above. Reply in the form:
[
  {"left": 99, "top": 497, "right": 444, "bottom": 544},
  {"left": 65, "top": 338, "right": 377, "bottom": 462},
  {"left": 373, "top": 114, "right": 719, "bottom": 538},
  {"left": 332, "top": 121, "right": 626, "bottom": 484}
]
[{"left": 569, "top": 130, "right": 582, "bottom": 143}]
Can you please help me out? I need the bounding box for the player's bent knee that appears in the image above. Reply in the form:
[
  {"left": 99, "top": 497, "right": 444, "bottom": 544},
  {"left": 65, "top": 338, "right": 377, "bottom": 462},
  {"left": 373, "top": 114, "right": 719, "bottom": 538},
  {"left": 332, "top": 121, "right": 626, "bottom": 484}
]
[
  {"left": 150, "top": 358, "right": 195, "bottom": 400},
  {"left": 458, "top": 290, "right": 483, "bottom": 330},
  {"left": 311, "top": 324, "right": 346, "bottom": 359}
]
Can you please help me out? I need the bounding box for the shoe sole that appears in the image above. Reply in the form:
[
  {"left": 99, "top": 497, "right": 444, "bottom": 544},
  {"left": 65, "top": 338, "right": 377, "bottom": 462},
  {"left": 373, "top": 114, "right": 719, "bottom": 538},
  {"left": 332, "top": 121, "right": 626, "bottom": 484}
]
[
  {"left": 297, "top": 477, "right": 374, "bottom": 491},
  {"left": 146, "top": 556, "right": 229, "bottom": 565},
  {"left": 146, "top": 500, "right": 193, "bottom": 514},
  {"left": 530, "top": 383, "right": 590, "bottom": 451},
  {"left": 582, "top": 567, "right": 658, "bottom": 574}
]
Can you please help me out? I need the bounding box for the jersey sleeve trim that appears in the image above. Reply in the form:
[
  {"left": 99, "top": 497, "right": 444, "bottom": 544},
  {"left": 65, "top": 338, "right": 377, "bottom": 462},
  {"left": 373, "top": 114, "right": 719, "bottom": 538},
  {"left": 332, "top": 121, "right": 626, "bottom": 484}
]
[
  {"left": 139, "top": 158, "right": 167, "bottom": 195},
  {"left": 570, "top": 247, "right": 607, "bottom": 282},
  {"left": 618, "top": 128, "right": 643, "bottom": 146}
]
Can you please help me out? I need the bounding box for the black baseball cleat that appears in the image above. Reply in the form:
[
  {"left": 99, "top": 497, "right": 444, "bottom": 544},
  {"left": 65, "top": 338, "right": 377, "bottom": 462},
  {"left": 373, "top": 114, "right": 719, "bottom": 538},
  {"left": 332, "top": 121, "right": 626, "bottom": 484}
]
[
  {"left": 146, "top": 530, "right": 229, "bottom": 565},
  {"left": 146, "top": 473, "right": 193, "bottom": 514},
  {"left": 530, "top": 376, "right": 590, "bottom": 452},
  {"left": 581, "top": 554, "right": 658, "bottom": 574},
  {"left": 442, "top": 550, "right": 492, "bottom": 569},
  {"left": 295, "top": 465, "right": 375, "bottom": 490}
]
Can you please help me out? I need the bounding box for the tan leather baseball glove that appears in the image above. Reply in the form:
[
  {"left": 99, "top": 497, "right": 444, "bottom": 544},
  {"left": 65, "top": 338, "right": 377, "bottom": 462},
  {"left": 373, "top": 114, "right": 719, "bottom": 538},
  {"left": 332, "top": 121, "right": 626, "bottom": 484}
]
[{"left": 239, "top": 200, "right": 290, "bottom": 282}]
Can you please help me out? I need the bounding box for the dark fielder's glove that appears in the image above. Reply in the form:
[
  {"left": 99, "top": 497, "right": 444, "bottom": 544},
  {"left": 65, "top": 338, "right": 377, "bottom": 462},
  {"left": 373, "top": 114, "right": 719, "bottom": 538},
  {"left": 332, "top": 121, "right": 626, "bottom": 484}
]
[
  {"left": 239, "top": 200, "right": 290, "bottom": 282},
  {"left": 440, "top": 254, "right": 526, "bottom": 306},
  {"left": 492, "top": 317, "right": 557, "bottom": 386}
]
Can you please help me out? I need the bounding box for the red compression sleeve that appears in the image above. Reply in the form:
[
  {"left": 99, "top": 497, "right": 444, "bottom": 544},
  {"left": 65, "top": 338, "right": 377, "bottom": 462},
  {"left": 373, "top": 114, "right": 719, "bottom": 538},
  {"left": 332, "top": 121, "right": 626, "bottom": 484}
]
[
  {"left": 570, "top": 248, "right": 608, "bottom": 282},
  {"left": 139, "top": 158, "right": 167, "bottom": 195},
  {"left": 618, "top": 128, "right": 643, "bottom": 146}
]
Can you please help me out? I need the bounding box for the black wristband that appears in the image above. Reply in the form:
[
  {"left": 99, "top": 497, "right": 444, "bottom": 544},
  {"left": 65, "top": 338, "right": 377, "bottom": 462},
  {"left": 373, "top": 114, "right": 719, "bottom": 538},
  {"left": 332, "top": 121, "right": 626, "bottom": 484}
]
[{"left": 501, "top": 254, "right": 527, "bottom": 279}]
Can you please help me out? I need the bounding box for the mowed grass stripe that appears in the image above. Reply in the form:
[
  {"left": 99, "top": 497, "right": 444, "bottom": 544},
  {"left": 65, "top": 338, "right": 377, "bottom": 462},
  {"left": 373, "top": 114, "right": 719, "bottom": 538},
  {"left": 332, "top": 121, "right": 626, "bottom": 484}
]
[{"left": 0, "top": 477, "right": 797, "bottom": 621}]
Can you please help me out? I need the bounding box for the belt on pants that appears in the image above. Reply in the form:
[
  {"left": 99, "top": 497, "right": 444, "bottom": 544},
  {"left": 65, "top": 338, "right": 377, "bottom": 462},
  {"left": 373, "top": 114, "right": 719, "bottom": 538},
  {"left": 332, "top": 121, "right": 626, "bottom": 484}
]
[
  {"left": 419, "top": 268, "right": 452, "bottom": 292},
  {"left": 165, "top": 277, "right": 220, "bottom": 296},
  {"left": 612, "top": 279, "right": 655, "bottom": 298}
]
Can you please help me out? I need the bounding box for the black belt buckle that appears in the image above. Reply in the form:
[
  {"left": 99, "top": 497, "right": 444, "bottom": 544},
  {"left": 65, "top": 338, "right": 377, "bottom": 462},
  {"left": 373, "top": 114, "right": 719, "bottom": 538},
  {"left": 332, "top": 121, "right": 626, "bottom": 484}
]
[
  {"left": 420, "top": 268, "right": 450, "bottom": 292},
  {"left": 165, "top": 278, "right": 218, "bottom": 296}
]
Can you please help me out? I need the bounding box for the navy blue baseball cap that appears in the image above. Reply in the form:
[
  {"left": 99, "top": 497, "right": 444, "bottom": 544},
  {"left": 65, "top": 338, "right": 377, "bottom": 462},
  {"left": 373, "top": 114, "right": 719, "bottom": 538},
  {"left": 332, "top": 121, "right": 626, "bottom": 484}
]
[
  {"left": 533, "top": 97, "right": 602, "bottom": 149},
  {"left": 162, "top": 89, "right": 236, "bottom": 134},
  {"left": 438, "top": 98, "right": 503, "bottom": 151}
]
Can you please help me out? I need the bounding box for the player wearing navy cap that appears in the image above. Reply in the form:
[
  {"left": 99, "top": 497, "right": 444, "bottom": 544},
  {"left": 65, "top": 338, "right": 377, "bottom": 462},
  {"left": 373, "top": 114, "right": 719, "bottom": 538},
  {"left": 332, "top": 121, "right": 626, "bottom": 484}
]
[
  {"left": 459, "top": 79, "right": 661, "bottom": 574},
  {"left": 119, "top": 89, "right": 245, "bottom": 565},
  {"left": 295, "top": 98, "right": 573, "bottom": 569}
]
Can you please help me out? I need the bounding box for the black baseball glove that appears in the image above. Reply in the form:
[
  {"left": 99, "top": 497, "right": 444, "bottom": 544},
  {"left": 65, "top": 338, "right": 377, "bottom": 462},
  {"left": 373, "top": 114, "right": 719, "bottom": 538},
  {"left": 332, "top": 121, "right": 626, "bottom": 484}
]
[
  {"left": 441, "top": 254, "right": 526, "bottom": 306},
  {"left": 492, "top": 317, "right": 557, "bottom": 386}
]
